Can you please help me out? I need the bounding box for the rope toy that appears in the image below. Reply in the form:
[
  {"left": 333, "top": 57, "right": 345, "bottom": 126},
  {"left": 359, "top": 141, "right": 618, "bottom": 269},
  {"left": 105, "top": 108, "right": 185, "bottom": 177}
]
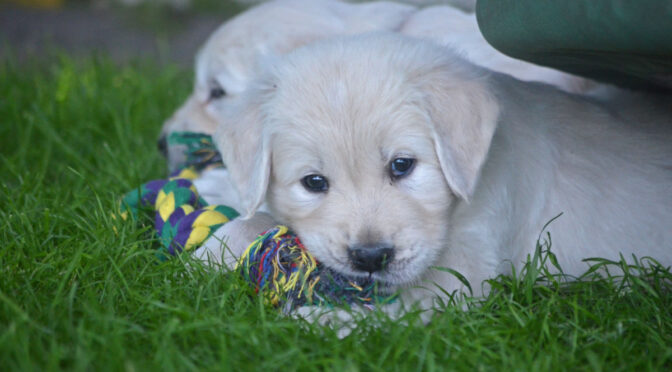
[
  {"left": 238, "top": 225, "right": 394, "bottom": 313},
  {"left": 119, "top": 177, "right": 239, "bottom": 256},
  {"left": 167, "top": 132, "right": 223, "bottom": 176},
  {"left": 120, "top": 132, "right": 395, "bottom": 311}
]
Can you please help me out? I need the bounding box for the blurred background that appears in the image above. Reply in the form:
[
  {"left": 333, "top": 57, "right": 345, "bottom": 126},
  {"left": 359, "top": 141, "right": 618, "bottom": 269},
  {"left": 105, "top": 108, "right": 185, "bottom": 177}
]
[{"left": 0, "top": 0, "right": 250, "bottom": 66}]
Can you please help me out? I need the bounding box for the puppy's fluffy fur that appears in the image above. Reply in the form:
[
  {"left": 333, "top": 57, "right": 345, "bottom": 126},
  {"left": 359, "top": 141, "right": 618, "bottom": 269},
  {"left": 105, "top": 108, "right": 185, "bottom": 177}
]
[{"left": 214, "top": 33, "right": 672, "bottom": 311}]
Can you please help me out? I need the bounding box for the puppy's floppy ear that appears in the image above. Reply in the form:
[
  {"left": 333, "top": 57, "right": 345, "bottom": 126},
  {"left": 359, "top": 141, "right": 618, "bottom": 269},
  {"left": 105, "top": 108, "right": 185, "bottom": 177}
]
[
  {"left": 213, "top": 83, "right": 273, "bottom": 218},
  {"left": 418, "top": 66, "right": 500, "bottom": 201}
]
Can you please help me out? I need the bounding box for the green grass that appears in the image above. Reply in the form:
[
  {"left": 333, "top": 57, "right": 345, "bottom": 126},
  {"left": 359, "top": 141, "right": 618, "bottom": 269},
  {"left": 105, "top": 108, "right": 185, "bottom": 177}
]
[{"left": 1, "top": 55, "right": 671, "bottom": 371}]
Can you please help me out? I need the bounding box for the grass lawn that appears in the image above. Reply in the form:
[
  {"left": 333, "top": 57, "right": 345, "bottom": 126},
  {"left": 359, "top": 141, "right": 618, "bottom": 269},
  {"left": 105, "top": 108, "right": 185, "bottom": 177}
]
[{"left": 1, "top": 56, "right": 671, "bottom": 371}]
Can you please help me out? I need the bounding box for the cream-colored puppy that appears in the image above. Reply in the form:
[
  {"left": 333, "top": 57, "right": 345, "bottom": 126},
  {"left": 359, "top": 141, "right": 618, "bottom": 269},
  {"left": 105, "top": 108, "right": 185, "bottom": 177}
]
[
  {"left": 213, "top": 33, "right": 672, "bottom": 317},
  {"left": 160, "top": 0, "right": 414, "bottom": 172}
]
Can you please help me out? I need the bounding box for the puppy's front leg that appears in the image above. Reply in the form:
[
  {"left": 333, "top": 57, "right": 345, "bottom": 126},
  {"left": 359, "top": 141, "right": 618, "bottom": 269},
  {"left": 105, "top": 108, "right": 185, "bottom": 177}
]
[{"left": 192, "top": 212, "right": 276, "bottom": 269}]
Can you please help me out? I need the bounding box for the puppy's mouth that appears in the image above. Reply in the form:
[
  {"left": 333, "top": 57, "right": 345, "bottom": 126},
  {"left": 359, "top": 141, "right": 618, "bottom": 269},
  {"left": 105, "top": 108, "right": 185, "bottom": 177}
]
[
  {"left": 163, "top": 132, "right": 223, "bottom": 174},
  {"left": 314, "top": 250, "right": 391, "bottom": 282},
  {"left": 298, "top": 235, "right": 425, "bottom": 287},
  {"left": 361, "top": 260, "right": 419, "bottom": 286},
  {"left": 326, "top": 254, "right": 418, "bottom": 287}
]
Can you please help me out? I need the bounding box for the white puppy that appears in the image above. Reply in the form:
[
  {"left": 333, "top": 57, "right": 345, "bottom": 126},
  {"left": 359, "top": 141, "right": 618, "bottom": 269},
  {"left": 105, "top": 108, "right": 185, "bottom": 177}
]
[
  {"left": 213, "top": 33, "right": 672, "bottom": 316},
  {"left": 160, "top": 0, "right": 414, "bottom": 172}
]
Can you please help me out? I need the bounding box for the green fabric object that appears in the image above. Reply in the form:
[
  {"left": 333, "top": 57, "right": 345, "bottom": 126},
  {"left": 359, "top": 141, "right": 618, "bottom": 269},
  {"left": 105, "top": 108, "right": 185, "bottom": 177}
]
[{"left": 476, "top": 0, "right": 672, "bottom": 92}]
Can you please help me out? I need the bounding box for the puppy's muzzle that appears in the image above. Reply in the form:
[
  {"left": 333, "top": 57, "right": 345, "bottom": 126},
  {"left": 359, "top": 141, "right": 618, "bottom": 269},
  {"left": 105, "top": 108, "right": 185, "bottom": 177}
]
[{"left": 347, "top": 244, "right": 394, "bottom": 274}]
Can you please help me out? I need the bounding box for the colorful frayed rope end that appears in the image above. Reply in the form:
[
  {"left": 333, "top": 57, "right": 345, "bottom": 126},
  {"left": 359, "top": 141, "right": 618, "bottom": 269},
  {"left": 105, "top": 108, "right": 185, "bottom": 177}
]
[
  {"left": 237, "top": 225, "right": 395, "bottom": 313},
  {"left": 121, "top": 132, "right": 395, "bottom": 311}
]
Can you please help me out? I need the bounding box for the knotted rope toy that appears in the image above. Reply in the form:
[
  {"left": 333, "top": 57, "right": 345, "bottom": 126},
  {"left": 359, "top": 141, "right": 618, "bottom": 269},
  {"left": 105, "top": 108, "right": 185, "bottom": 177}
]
[
  {"left": 120, "top": 132, "right": 395, "bottom": 312},
  {"left": 119, "top": 132, "right": 238, "bottom": 255}
]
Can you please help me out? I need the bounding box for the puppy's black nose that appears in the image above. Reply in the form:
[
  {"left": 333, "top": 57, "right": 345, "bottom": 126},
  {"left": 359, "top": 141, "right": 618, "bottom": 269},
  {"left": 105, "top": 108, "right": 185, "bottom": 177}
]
[
  {"left": 157, "top": 134, "right": 168, "bottom": 158},
  {"left": 347, "top": 244, "right": 394, "bottom": 273}
]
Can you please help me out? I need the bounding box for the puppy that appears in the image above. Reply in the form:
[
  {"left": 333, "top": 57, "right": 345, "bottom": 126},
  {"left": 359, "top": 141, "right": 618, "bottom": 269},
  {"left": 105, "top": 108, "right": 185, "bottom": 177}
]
[
  {"left": 213, "top": 33, "right": 672, "bottom": 317},
  {"left": 160, "top": 0, "right": 414, "bottom": 172}
]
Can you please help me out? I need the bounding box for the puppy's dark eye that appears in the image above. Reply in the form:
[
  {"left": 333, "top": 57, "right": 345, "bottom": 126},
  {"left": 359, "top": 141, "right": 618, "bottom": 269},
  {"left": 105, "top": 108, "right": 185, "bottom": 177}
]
[
  {"left": 209, "top": 87, "right": 226, "bottom": 100},
  {"left": 389, "top": 158, "right": 416, "bottom": 180},
  {"left": 302, "top": 174, "right": 329, "bottom": 192}
]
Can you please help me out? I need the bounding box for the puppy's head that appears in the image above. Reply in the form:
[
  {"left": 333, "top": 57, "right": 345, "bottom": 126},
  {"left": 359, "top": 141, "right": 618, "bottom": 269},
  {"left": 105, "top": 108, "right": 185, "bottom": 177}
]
[
  {"left": 215, "top": 34, "right": 499, "bottom": 285},
  {"left": 159, "top": 0, "right": 414, "bottom": 171}
]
